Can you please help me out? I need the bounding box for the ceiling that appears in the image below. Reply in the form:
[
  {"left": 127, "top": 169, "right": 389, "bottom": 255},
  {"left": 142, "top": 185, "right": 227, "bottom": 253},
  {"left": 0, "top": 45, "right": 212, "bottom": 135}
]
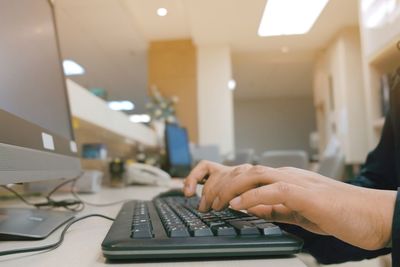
[
  {"left": 123, "top": 0, "right": 359, "bottom": 51},
  {"left": 54, "top": 0, "right": 359, "bottom": 112}
]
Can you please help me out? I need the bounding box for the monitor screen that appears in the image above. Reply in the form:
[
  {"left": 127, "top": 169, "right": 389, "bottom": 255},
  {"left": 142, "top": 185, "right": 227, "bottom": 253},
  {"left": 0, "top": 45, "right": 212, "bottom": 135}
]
[
  {"left": 0, "top": 0, "right": 80, "bottom": 185},
  {"left": 165, "top": 124, "right": 192, "bottom": 168},
  {"left": 0, "top": 0, "right": 72, "bottom": 140}
]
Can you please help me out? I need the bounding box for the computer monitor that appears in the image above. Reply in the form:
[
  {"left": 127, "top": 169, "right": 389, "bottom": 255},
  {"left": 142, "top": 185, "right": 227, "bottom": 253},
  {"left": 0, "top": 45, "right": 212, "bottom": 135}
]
[
  {"left": 0, "top": 0, "right": 81, "bottom": 239},
  {"left": 164, "top": 124, "right": 192, "bottom": 177}
]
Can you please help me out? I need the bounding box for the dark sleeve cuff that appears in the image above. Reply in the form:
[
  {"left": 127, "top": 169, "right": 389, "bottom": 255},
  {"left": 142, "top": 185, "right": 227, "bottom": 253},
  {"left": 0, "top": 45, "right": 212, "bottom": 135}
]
[
  {"left": 278, "top": 224, "right": 390, "bottom": 264},
  {"left": 391, "top": 188, "right": 400, "bottom": 266}
]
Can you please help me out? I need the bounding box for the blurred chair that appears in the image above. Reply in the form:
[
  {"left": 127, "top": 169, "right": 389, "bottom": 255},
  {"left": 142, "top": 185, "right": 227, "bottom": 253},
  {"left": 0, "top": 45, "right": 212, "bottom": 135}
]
[
  {"left": 316, "top": 136, "right": 345, "bottom": 180},
  {"left": 190, "top": 144, "right": 222, "bottom": 165},
  {"left": 259, "top": 150, "right": 308, "bottom": 169},
  {"left": 223, "top": 149, "right": 256, "bottom": 166}
]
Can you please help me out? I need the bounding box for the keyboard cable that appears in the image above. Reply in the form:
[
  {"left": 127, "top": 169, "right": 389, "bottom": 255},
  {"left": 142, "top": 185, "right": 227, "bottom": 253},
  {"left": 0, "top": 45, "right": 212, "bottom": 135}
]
[{"left": 0, "top": 214, "right": 114, "bottom": 257}]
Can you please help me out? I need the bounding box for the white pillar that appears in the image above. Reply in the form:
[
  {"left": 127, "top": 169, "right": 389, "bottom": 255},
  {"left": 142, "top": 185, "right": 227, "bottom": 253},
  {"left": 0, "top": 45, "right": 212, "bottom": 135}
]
[{"left": 196, "top": 45, "right": 235, "bottom": 155}]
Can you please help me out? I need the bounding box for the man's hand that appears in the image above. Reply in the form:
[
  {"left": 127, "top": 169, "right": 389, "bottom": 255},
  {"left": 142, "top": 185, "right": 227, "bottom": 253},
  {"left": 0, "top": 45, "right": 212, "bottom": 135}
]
[{"left": 183, "top": 161, "right": 397, "bottom": 250}]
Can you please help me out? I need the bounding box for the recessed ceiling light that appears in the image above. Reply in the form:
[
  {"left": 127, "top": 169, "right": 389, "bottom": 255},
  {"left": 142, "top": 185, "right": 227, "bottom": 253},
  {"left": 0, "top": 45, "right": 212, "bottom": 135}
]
[
  {"left": 108, "top": 101, "right": 135, "bottom": 111},
  {"left": 157, "top": 7, "right": 168, "bottom": 17},
  {"left": 228, "top": 79, "right": 237, "bottom": 91},
  {"left": 63, "top": 59, "right": 85, "bottom": 76},
  {"left": 258, "top": 0, "right": 329, "bottom": 37}
]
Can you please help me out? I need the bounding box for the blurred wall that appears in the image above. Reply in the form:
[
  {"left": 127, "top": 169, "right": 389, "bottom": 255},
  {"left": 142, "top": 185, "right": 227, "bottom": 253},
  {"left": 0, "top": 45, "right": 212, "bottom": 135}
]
[
  {"left": 197, "top": 45, "right": 234, "bottom": 155},
  {"left": 234, "top": 96, "right": 316, "bottom": 157}
]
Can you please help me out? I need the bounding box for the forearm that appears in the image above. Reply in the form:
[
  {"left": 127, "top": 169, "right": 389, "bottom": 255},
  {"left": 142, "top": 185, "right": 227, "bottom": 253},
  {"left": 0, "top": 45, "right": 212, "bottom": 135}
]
[
  {"left": 278, "top": 183, "right": 395, "bottom": 264},
  {"left": 391, "top": 188, "right": 400, "bottom": 266},
  {"left": 280, "top": 224, "right": 391, "bottom": 264}
]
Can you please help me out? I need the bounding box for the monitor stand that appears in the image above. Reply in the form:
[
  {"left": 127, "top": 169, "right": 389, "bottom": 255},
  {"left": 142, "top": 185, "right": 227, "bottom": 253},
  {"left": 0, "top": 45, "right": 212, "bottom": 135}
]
[{"left": 0, "top": 208, "right": 74, "bottom": 240}]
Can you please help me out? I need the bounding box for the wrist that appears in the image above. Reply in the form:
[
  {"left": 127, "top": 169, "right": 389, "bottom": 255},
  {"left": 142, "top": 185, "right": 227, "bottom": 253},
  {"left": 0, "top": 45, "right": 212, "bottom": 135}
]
[{"left": 377, "top": 190, "right": 397, "bottom": 248}]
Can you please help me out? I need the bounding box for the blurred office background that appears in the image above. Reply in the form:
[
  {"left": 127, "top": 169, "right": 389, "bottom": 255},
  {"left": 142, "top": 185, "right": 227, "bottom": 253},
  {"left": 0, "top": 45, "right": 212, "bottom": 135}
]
[
  {"left": 56, "top": 0, "right": 399, "bottom": 175},
  {"left": 51, "top": 1, "right": 400, "bottom": 265}
]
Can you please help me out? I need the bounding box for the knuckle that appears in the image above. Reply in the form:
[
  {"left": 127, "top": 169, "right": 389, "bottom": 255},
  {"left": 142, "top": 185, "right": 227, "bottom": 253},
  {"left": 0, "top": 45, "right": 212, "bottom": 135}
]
[
  {"left": 198, "top": 160, "right": 210, "bottom": 167},
  {"left": 250, "top": 165, "right": 266, "bottom": 175},
  {"left": 276, "top": 182, "right": 290, "bottom": 194},
  {"left": 241, "top": 163, "right": 253, "bottom": 169},
  {"left": 279, "top": 166, "right": 296, "bottom": 172},
  {"left": 231, "top": 164, "right": 250, "bottom": 175}
]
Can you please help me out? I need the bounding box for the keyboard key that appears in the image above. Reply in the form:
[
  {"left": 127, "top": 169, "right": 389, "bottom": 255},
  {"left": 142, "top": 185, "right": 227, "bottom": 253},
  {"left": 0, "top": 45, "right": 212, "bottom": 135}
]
[
  {"left": 131, "top": 228, "right": 153, "bottom": 239},
  {"left": 191, "top": 226, "right": 213, "bottom": 237},
  {"left": 132, "top": 223, "right": 151, "bottom": 230},
  {"left": 247, "top": 219, "right": 268, "bottom": 224},
  {"left": 228, "top": 220, "right": 260, "bottom": 235},
  {"left": 239, "top": 216, "right": 260, "bottom": 221},
  {"left": 212, "top": 225, "right": 237, "bottom": 236},
  {"left": 169, "top": 227, "right": 190, "bottom": 237},
  {"left": 256, "top": 223, "right": 283, "bottom": 236},
  {"left": 207, "top": 220, "right": 226, "bottom": 228},
  {"left": 154, "top": 197, "right": 283, "bottom": 240},
  {"left": 131, "top": 201, "right": 153, "bottom": 239}
]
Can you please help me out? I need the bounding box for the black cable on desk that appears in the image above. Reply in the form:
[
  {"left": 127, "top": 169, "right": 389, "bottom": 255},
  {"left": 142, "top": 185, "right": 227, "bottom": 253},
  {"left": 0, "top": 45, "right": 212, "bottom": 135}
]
[
  {"left": 44, "top": 175, "right": 85, "bottom": 211},
  {"left": 1, "top": 181, "right": 84, "bottom": 212},
  {"left": 2, "top": 174, "right": 132, "bottom": 210},
  {"left": 45, "top": 175, "right": 81, "bottom": 200},
  {"left": 0, "top": 185, "right": 39, "bottom": 207},
  {"left": 0, "top": 214, "right": 114, "bottom": 257}
]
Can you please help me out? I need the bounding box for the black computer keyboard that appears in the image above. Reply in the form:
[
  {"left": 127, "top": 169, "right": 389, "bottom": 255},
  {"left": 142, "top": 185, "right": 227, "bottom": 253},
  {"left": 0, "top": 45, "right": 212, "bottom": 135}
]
[
  {"left": 131, "top": 196, "right": 282, "bottom": 239},
  {"left": 102, "top": 195, "right": 302, "bottom": 260}
]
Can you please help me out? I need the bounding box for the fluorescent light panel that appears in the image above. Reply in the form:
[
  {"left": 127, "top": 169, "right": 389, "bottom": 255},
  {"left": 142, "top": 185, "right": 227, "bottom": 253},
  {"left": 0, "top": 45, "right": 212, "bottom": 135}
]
[
  {"left": 258, "top": 0, "right": 329, "bottom": 37},
  {"left": 108, "top": 101, "right": 135, "bottom": 111},
  {"left": 63, "top": 59, "right": 85, "bottom": 76},
  {"left": 363, "top": 0, "right": 397, "bottom": 29},
  {"left": 129, "top": 114, "right": 151, "bottom": 123}
]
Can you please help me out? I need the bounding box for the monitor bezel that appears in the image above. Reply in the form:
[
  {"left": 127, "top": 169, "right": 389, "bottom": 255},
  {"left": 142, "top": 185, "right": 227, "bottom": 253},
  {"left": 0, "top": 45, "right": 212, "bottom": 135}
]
[{"left": 0, "top": 0, "right": 81, "bottom": 185}]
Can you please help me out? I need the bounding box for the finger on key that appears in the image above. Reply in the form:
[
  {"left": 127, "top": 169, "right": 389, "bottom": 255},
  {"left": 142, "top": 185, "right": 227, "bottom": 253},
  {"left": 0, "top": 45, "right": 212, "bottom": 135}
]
[{"left": 183, "top": 161, "right": 221, "bottom": 197}]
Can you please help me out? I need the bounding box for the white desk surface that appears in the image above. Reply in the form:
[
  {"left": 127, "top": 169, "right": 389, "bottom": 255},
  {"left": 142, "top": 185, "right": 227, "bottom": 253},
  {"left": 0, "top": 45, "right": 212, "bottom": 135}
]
[{"left": 0, "top": 180, "right": 306, "bottom": 267}]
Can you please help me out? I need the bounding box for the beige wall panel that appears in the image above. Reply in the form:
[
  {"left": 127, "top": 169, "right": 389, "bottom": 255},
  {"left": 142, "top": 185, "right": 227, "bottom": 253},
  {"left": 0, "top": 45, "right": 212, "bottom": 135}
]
[{"left": 148, "top": 39, "right": 198, "bottom": 142}]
